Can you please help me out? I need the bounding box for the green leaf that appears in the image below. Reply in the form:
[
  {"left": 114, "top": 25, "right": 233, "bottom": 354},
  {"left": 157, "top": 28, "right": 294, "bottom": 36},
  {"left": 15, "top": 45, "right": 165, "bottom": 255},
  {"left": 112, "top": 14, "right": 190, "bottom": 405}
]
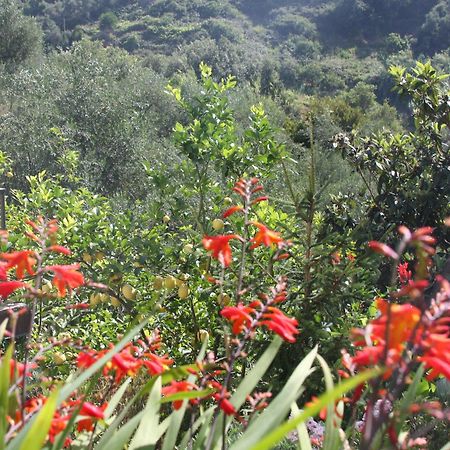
[
  {"left": 249, "top": 369, "right": 381, "bottom": 450},
  {"left": 161, "top": 388, "right": 214, "bottom": 404},
  {"left": 206, "top": 337, "right": 283, "bottom": 449},
  {"left": 104, "top": 378, "right": 132, "bottom": 419},
  {"left": 97, "top": 411, "right": 144, "bottom": 450},
  {"left": 129, "top": 377, "right": 161, "bottom": 450},
  {"left": 0, "top": 345, "right": 13, "bottom": 450},
  {"left": 18, "top": 388, "right": 59, "bottom": 450},
  {"left": 232, "top": 337, "right": 282, "bottom": 409},
  {"left": 290, "top": 403, "right": 312, "bottom": 450},
  {"left": 230, "top": 346, "right": 318, "bottom": 450},
  {"left": 0, "top": 320, "right": 8, "bottom": 346},
  {"left": 161, "top": 339, "right": 208, "bottom": 450},
  {"left": 317, "top": 354, "right": 342, "bottom": 450}
]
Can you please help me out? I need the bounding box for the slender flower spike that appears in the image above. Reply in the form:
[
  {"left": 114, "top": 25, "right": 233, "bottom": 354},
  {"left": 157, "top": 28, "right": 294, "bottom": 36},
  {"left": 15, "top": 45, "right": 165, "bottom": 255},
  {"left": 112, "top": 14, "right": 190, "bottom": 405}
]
[
  {"left": 368, "top": 241, "right": 399, "bottom": 260},
  {"left": 260, "top": 307, "right": 299, "bottom": 343},
  {"left": 0, "top": 250, "right": 36, "bottom": 279},
  {"left": 47, "top": 245, "right": 71, "bottom": 255},
  {"left": 249, "top": 222, "right": 284, "bottom": 250},
  {"left": 202, "top": 235, "right": 242, "bottom": 267},
  {"left": 45, "top": 264, "right": 84, "bottom": 297},
  {"left": 222, "top": 206, "right": 243, "bottom": 218},
  {"left": 221, "top": 303, "right": 256, "bottom": 334}
]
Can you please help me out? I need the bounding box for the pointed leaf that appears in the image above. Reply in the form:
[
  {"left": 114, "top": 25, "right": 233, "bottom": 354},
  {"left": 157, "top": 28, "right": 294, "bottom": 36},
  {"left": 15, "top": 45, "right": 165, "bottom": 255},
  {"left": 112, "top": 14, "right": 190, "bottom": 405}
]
[{"left": 18, "top": 388, "right": 59, "bottom": 450}]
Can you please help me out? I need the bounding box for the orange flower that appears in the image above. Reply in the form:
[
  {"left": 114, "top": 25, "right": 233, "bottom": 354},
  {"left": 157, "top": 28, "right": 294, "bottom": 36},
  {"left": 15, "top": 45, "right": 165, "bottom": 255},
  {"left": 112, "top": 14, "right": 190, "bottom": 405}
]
[
  {"left": 373, "top": 299, "right": 421, "bottom": 352},
  {"left": 45, "top": 264, "right": 84, "bottom": 297},
  {"left": 162, "top": 380, "right": 198, "bottom": 410},
  {"left": 142, "top": 353, "right": 174, "bottom": 376},
  {"left": 202, "top": 235, "right": 242, "bottom": 267},
  {"left": 249, "top": 222, "right": 284, "bottom": 250},
  {"left": 1, "top": 250, "right": 36, "bottom": 279}
]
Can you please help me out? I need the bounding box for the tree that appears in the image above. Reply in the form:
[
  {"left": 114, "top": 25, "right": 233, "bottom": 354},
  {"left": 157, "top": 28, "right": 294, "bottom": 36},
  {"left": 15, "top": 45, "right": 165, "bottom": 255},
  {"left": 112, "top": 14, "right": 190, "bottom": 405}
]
[
  {"left": 99, "top": 11, "right": 118, "bottom": 31},
  {"left": 333, "top": 61, "right": 450, "bottom": 246},
  {"left": 417, "top": 0, "right": 450, "bottom": 54},
  {"left": 0, "top": 0, "right": 42, "bottom": 69}
]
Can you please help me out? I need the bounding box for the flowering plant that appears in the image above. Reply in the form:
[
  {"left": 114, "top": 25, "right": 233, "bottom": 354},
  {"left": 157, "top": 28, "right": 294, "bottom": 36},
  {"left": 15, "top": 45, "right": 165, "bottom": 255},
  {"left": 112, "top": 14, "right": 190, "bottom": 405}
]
[{"left": 0, "top": 185, "right": 448, "bottom": 449}]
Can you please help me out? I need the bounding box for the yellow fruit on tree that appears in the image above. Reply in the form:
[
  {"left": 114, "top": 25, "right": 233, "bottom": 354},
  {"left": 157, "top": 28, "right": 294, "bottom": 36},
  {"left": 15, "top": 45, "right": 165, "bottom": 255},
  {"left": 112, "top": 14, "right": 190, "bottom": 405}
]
[
  {"left": 121, "top": 284, "right": 136, "bottom": 300},
  {"left": 178, "top": 283, "right": 189, "bottom": 299},
  {"left": 111, "top": 297, "right": 121, "bottom": 307},
  {"left": 183, "top": 243, "right": 194, "bottom": 254},
  {"left": 95, "top": 251, "right": 105, "bottom": 261},
  {"left": 42, "top": 280, "right": 53, "bottom": 294},
  {"left": 163, "top": 276, "right": 176, "bottom": 290},
  {"left": 82, "top": 252, "right": 92, "bottom": 264},
  {"left": 162, "top": 215, "right": 171, "bottom": 223},
  {"left": 218, "top": 293, "right": 231, "bottom": 306},
  {"left": 99, "top": 293, "right": 109, "bottom": 303},
  {"left": 212, "top": 218, "right": 224, "bottom": 231},
  {"left": 53, "top": 352, "right": 66, "bottom": 365},
  {"left": 109, "top": 272, "right": 123, "bottom": 283},
  {"left": 90, "top": 293, "right": 101, "bottom": 307},
  {"left": 153, "top": 276, "right": 163, "bottom": 290}
]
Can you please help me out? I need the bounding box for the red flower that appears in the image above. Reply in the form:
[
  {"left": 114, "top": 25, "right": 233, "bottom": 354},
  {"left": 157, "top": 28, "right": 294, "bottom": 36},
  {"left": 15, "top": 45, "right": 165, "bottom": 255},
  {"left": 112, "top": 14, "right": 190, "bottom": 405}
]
[
  {"left": 202, "top": 235, "right": 242, "bottom": 267},
  {"left": 368, "top": 241, "right": 398, "bottom": 260},
  {"left": 47, "top": 245, "right": 71, "bottom": 255},
  {"left": 249, "top": 222, "right": 284, "bottom": 250},
  {"left": 259, "top": 307, "right": 299, "bottom": 343},
  {"left": 212, "top": 394, "right": 236, "bottom": 416},
  {"left": 251, "top": 196, "right": 268, "bottom": 205},
  {"left": 142, "top": 353, "right": 173, "bottom": 376},
  {"left": 162, "top": 380, "right": 198, "bottom": 410},
  {"left": 10, "top": 359, "right": 37, "bottom": 380},
  {"left": 398, "top": 262, "right": 412, "bottom": 284},
  {"left": 221, "top": 303, "right": 255, "bottom": 334},
  {"left": 223, "top": 206, "right": 243, "bottom": 218},
  {"left": 111, "top": 351, "right": 142, "bottom": 382},
  {"left": 373, "top": 299, "right": 421, "bottom": 352},
  {"left": 45, "top": 264, "right": 84, "bottom": 297},
  {"left": 0, "top": 262, "right": 7, "bottom": 281},
  {"left": 1, "top": 250, "right": 36, "bottom": 279},
  {"left": 77, "top": 402, "right": 107, "bottom": 432},
  {"left": 419, "top": 356, "right": 450, "bottom": 381},
  {"left": 0, "top": 281, "right": 28, "bottom": 299}
]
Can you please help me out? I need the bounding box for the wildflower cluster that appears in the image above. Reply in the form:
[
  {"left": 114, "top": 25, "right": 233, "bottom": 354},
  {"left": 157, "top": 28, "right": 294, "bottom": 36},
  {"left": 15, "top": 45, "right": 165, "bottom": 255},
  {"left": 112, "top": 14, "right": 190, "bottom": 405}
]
[
  {"left": 0, "top": 218, "right": 84, "bottom": 303},
  {"left": 8, "top": 393, "right": 106, "bottom": 447},
  {"left": 340, "top": 226, "right": 450, "bottom": 446},
  {"left": 77, "top": 331, "right": 174, "bottom": 383}
]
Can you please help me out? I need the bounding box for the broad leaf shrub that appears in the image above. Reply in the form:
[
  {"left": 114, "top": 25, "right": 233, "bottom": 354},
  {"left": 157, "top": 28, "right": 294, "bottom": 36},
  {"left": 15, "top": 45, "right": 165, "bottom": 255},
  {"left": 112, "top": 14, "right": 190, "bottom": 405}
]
[{"left": 0, "top": 181, "right": 449, "bottom": 449}]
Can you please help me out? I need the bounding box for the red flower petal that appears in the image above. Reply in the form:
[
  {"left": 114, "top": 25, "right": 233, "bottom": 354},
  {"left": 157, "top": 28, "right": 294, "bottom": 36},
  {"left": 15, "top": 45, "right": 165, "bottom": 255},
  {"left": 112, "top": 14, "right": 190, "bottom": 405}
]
[{"left": 0, "top": 281, "right": 28, "bottom": 299}]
